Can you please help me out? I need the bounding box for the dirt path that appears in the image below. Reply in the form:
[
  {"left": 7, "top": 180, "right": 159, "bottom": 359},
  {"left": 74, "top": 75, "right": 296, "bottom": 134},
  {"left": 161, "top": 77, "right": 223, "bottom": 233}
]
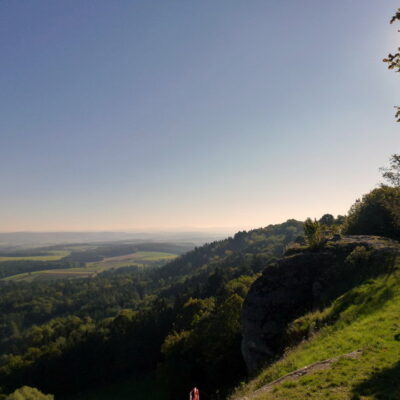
[{"left": 234, "top": 349, "right": 362, "bottom": 400}]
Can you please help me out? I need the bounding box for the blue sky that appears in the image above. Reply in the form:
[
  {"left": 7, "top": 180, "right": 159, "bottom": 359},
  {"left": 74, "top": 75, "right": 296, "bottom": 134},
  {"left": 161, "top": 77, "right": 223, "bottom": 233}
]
[{"left": 1, "top": 1, "right": 399, "bottom": 232}]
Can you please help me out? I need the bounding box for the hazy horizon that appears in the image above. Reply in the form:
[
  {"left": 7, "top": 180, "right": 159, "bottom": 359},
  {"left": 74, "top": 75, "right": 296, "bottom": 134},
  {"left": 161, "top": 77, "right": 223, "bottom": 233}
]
[
  {"left": 0, "top": 227, "right": 238, "bottom": 234},
  {"left": 1, "top": 1, "right": 399, "bottom": 232},
  {"left": 0, "top": 229, "right": 232, "bottom": 249}
]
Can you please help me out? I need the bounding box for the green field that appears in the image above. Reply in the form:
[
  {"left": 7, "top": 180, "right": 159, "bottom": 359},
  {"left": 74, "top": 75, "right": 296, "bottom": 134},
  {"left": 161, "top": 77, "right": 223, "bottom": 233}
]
[
  {"left": 131, "top": 251, "right": 178, "bottom": 261},
  {"left": 88, "top": 251, "right": 177, "bottom": 267},
  {"left": 2, "top": 269, "right": 94, "bottom": 282},
  {"left": 2, "top": 251, "right": 178, "bottom": 282},
  {"left": 0, "top": 250, "right": 70, "bottom": 262}
]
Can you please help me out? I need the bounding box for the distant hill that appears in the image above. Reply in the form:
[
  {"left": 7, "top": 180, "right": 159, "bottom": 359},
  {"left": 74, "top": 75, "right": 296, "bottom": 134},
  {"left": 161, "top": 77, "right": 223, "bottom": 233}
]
[{"left": 0, "top": 231, "right": 228, "bottom": 249}]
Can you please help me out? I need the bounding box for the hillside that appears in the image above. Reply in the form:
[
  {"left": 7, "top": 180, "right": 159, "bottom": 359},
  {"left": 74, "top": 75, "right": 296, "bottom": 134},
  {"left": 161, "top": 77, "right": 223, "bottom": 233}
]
[
  {"left": 2, "top": 220, "right": 399, "bottom": 400},
  {"left": 233, "top": 236, "right": 400, "bottom": 400},
  {"left": 0, "top": 220, "right": 303, "bottom": 399}
]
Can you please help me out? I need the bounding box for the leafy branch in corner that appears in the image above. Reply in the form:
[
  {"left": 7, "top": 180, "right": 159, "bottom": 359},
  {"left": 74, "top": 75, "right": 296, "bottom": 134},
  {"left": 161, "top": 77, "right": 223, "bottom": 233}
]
[{"left": 383, "top": 8, "right": 400, "bottom": 121}]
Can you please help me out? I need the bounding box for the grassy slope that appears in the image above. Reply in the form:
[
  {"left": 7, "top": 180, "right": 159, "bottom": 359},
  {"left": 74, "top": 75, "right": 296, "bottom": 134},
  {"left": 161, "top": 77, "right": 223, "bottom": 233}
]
[{"left": 233, "top": 257, "right": 400, "bottom": 400}]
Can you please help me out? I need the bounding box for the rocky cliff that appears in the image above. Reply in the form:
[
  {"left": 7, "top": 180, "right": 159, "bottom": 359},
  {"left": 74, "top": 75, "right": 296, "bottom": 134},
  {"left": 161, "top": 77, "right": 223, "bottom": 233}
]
[{"left": 241, "top": 235, "right": 399, "bottom": 374}]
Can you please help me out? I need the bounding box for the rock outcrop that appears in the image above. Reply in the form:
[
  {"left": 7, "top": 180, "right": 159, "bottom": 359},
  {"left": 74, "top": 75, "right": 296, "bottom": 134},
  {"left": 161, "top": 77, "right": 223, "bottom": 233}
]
[{"left": 241, "top": 235, "right": 399, "bottom": 374}]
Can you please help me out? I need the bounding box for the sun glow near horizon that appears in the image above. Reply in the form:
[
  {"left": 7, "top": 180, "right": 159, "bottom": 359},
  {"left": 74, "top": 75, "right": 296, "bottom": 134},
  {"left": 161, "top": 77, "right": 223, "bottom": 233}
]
[{"left": 0, "top": 0, "right": 399, "bottom": 233}]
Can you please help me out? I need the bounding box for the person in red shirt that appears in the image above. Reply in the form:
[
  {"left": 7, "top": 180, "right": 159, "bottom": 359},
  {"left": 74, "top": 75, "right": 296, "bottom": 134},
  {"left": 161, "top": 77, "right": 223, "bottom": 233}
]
[{"left": 189, "top": 387, "right": 199, "bottom": 400}]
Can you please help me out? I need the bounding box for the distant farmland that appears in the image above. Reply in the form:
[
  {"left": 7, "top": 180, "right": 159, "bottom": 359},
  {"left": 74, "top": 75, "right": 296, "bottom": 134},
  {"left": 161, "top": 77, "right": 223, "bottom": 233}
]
[
  {"left": 97, "top": 250, "right": 177, "bottom": 264},
  {"left": 2, "top": 269, "right": 94, "bottom": 282},
  {"left": 2, "top": 251, "right": 178, "bottom": 282},
  {"left": 0, "top": 250, "right": 70, "bottom": 262}
]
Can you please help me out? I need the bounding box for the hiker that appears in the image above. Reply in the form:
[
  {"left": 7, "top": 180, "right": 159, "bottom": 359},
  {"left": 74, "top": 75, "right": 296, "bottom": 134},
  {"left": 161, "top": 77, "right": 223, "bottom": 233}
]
[{"left": 189, "top": 387, "right": 199, "bottom": 400}]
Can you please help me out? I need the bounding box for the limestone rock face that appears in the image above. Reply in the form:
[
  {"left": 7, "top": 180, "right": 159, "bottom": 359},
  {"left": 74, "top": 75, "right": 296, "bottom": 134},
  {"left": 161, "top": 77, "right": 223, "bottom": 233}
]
[{"left": 241, "top": 236, "right": 399, "bottom": 374}]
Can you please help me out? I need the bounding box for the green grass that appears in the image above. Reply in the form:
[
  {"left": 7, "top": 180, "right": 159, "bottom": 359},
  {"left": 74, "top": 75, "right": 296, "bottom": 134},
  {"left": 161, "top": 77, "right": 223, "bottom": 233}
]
[
  {"left": 0, "top": 250, "right": 70, "bottom": 262},
  {"left": 232, "top": 259, "right": 400, "bottom": 400}
]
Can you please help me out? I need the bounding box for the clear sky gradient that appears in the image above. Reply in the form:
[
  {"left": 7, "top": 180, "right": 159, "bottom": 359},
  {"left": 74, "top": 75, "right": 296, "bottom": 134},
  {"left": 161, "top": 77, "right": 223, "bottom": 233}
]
[{"left": 1, "top": 1, "right": 399, "bottom": 232}]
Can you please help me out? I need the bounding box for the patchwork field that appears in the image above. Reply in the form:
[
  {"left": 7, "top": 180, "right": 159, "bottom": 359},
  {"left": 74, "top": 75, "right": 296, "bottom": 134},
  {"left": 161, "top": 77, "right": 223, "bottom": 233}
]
[{"left": 2, "top": 251, "right": 178, "bottom": 282}]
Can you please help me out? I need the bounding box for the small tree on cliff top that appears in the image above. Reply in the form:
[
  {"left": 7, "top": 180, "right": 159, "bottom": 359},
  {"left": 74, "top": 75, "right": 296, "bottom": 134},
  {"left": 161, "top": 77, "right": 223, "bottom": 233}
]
[{"left": 304, "top": 218, "right": 324, "bottom": 249}]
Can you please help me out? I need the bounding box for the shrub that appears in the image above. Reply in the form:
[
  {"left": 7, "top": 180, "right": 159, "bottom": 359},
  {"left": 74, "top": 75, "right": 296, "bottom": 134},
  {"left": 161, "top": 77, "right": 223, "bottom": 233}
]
[
  {"left": 304, "top": 218, "right": 324, "bottom": 249},
  {"left": 345, "top": 246, "right": 371, "bottom": 265}
]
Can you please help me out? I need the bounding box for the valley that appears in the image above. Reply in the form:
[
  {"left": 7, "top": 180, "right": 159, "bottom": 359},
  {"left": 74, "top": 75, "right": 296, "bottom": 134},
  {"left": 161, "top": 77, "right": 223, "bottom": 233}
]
[
  {"left": 0, "top": 242, "right": 190, "bottom": 282},
  {"left": 1, "top": 3, "right": 399, "bottom": 399}
]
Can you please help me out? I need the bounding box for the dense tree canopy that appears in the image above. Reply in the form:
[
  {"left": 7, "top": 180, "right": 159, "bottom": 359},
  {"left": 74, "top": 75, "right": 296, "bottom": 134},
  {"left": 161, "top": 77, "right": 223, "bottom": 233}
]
[
  {"left": 0, "top": 220, "right": 304, "bottom": 399},
  {"left": 344, "top": 186, "right": 400, "bottom": 240}
]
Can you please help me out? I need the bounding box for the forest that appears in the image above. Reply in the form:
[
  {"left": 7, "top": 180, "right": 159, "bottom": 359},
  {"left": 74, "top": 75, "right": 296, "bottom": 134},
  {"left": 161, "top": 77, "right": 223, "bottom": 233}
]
[
  {"left": 0, "top": 220, "right": 304, "bottom": 398},
  {"left": 0, "top": 159, "right": 399, "bottom": 399},
  {"left": 0, "top": 4, "right": 399, "bottom": 400}
]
